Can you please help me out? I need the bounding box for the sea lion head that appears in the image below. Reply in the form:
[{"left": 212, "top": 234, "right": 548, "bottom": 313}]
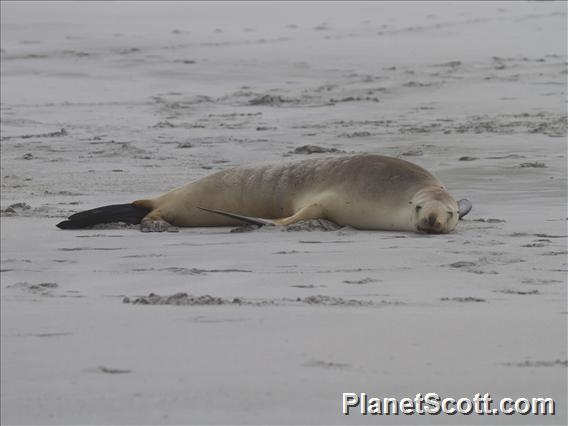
[{"left": 411, "top": 186, "right": 459, "bottom": 234}]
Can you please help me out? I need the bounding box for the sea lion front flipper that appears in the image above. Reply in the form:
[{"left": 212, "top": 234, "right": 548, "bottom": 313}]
[
  {"left": 272, "top": 203, "right": 325, "bottom": 226},
  {"left": 197, "top": 207, "right": 277, "bottom": 226},
  {"left": 197, "top": 203, "right": 326, "bottom": 227},
  {"left": 457, "top": 199, "right": 472, "bottom": 219}
]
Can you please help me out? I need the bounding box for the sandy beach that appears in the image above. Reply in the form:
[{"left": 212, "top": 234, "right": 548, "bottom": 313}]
[{"left": 1, "top": 2, "right": 566, "bottom": 424}]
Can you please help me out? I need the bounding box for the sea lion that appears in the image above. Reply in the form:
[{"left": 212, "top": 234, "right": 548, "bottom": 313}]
[{"left": 56, "top": 154, "right": 472, "bottom": 234}]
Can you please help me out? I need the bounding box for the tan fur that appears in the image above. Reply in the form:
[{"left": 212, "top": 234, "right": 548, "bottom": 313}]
[
  {"left": 132, "top": 199, "right": 155, "bottom": 211},
  {"left": 134, "top": 154, "right": 460, "bottom": 233}
]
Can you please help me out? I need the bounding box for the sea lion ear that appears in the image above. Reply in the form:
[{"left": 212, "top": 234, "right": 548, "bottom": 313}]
[{"left": 457, "top": 199, "right": 472, "bottom": 219}]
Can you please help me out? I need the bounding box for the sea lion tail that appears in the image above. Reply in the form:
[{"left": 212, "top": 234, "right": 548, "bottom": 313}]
[{"left": 56, "top": 202, "right": 152, "bottom": 229}]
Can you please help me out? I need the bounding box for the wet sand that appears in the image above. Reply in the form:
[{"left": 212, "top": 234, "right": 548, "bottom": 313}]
[{"left": 1, "top": 2, "right": 566, "bottom": 425}]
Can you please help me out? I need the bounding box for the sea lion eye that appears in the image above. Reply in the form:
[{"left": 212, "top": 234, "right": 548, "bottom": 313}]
[
  {"left": 415, "top": 205, "right": 422, "bottom": 213},
  {"left": 447, "top": 211, "right": 453, "bottom": 217}
]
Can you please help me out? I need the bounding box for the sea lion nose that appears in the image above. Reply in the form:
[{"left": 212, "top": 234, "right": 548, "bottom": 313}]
[{"left": 428, "top": 214, "right": 437, "bottom": 226}]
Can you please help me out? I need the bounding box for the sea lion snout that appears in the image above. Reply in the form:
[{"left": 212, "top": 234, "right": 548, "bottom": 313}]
[
  {"left": 428, "top": 213, "right": 437, "bottom": 227},
  {"left": 413, "top": 195, "right": 459, "bottom": 234},
  {"left": 419, "top": 213, "right": 443, "bottom": 234}
]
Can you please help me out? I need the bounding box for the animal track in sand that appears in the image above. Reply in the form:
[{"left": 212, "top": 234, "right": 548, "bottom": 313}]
[
  {"left": 289, "top": 284, "right": 326, "bottom": 289},
  {"left": 131, "top": 267, "right": 252, "bottom": 275},
  {"left": 508, "top": 232, "right": 568, "bottom": 242},
  {"left": 493, "top": 289, "right": 540, "bottom": 295},
  {"left": 121, "top": 253, "right": 166, "bottom": 258},
  {"left": 0, "top": 202, "right": 31, "bottom": 215},
  {"left": 519, "top": 162, "right": 547, "bottom": 168},
  {"left": 300, "top": 295, "right": 373, "bottom": 306},
  {"left": 521, "top": 242, "right": 549, "bottom": 248},
  {"left": 123, "top": 293, "right": 386, "bottom": 307},
  {"left": 300, "top": 240, "right": 354, "bottom": 244},
  {"left": 6, "top": 282, "right": 84, "bottom": 299},
  {"left": 0, "top": 203, "right": 68, "bottom": 219},
  {"left": 521, "top": 278, "right": 561, "bottom": 285},
  {"left": 446, "top": 260, "right": 498, "bottom": 275},
  {"left": 124, "top": 293, "right": 270, "bottom": 306},
  {"left": 58, "top": 247, "right": 124, "bottom": 251},
  {"left": 304, "top": 360, "right": 349, "bottom": 369},
  {"left": 339, "top": 131, "right": 372, "bottom": 138},
  {"left": 289, "top": 145, "right": 345, "bottom": 155},
  {"left": 486, "top": 154, "right": 525, "bottom": 159},
  {"left": 24, "top": 332, "right": 73, "bottom": 338},
  {"left": 540, "top": 250, "right": 568, "bottom": 256},
  {"left": 76, "top": 234, "right": 124, "bottom": 238},
  {"left": 441, "top": 296, "right": 486, "bottom": 303},
  {"left": 343, "top": 278, "right": 381, "bottom": 285},
  {"left": 248, "top": 94, "right": 301, "bottom": 106},
  {"left": 7, "top": 282, "right": 58, "bottom": 294},
  {"left": 93, "top": 366, "right": 132, "bottom": 374},
  {"left": 503, "top": 359, "right": 567, "bottom": 368},
  {"left": 0, "top": 128, "right": 67, "bottom": 141},
  {"left": 473, "top": 218, "right": 506, "bottom": 223}
]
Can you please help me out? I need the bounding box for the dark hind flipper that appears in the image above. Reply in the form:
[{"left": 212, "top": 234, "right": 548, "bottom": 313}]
[
  {"left": 197, "top": 207, "right": 276, "bottom": 226},
  {"left": 457, "top": 199, "right": 472, "bottom": 219},
  {"left": 56, "top": 203, "right": 150, "bottom": 229}
]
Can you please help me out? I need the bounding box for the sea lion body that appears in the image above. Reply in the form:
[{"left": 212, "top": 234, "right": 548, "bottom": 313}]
[{"left": 136, "top": 154, "right": 459, "bottom": 233}]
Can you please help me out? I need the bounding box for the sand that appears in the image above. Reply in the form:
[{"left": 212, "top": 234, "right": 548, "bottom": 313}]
[{"left": 1, "top": 2, "right": 566, "bottom": 425}]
